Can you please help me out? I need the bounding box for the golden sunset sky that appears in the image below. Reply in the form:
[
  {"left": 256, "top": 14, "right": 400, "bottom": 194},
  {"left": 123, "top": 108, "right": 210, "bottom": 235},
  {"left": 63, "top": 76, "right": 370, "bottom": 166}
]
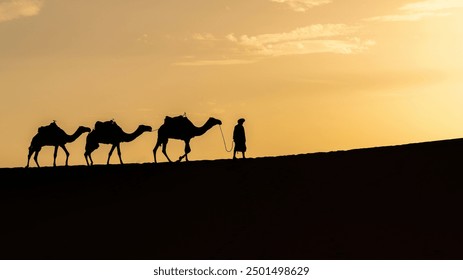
[{"left": 1, "top": 0, "right": 463, "bottom": 167}]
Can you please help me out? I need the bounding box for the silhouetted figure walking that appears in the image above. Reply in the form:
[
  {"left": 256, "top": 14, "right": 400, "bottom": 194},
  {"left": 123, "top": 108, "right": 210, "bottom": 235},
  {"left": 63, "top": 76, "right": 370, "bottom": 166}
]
[{"left": 233, "top": 118, "right": 246, "bottom": 159}]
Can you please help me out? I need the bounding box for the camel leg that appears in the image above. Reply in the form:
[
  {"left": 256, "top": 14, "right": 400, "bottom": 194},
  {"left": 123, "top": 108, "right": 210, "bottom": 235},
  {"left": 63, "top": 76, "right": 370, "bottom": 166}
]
[
  {"left": 179, "top": 140, "right": 191, "bottom": 162},
  {"left": 84, "top": 150, "right": 91, "bottom": 166},
  {"left": 85, "top": 143, "right": 98, "bottom": 166},
  {"left": 26, "top": 147, "right": 34, "bottom": 168},
  {"left": 116, "top": 144, "right": 123, "bottom": 165},
  {"left": 153, "top": 138, "right": 163, "bottom": 163},
  {"left": 53, "top": 146, "right": 59, "bottom": 167},
  {"left": 85, "top": 153, "right": 94, "bottom": 166},
  {"left": 107, "top": 145, "right": 116, "bottom": 165},
  {"left": 161, "top": 139, "right": 173, "bottom": 162},
  {"left": 153, "top": 142, "right": 160, "bottom": 163},
  {"left": 34, "top": 148, "right": 41, "bottom": 168},
  {"left": 61, "top": 145, "right": 70, "bottom": 166},
  {"left": 185, "top": 141, "right": 191, "bottom": 161}
]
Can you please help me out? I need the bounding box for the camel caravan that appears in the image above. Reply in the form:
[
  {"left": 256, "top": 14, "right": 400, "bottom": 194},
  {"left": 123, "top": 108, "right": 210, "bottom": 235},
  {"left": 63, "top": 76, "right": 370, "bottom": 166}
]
[{"left": 26, "top": 115, "right": 223, "bottom": 168}]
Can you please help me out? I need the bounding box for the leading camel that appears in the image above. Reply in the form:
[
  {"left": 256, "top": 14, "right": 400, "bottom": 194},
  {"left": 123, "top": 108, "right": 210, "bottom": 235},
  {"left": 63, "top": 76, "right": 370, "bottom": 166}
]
[
  {"left": 153, "top": 115, "right": 222, "bottom": 163},
  {"left": 84, "top": 120, "right": 152, "bottom": 166},
  {"left": 26, "top": 121, "right": 91, "bottom": 168}
]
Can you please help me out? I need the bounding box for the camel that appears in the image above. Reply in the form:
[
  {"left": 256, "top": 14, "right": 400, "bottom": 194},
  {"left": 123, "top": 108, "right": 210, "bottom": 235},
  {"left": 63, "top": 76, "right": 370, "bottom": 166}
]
[
  {"left": 26, "top": 121, "right": 91, "bottom": 168},
  {"left": 153, "top": 115, "right": 222, "bottom": 163},
  {"left": 84, "top": 120, "right": 152, "bottom": 166}
]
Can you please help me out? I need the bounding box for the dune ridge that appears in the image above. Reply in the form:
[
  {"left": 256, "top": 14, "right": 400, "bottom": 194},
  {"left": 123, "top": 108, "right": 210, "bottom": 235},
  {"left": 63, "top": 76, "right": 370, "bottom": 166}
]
[{"left": 1, "top": 138, "right": 463, "bottom": 259}]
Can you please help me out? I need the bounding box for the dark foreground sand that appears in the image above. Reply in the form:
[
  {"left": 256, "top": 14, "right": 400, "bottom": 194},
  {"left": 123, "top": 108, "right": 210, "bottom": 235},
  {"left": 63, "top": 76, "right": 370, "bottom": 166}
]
[{"left": 1, "top": 138, "right": 463, "bottom": 259}]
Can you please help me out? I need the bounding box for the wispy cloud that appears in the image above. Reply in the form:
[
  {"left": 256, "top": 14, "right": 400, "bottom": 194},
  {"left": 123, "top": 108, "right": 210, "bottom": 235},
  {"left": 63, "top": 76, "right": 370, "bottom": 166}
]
[
  {"left": 137, "top": 34, "right": 153, "bottom": 45},
  {"left": 401, "top": 0, "right": 463, "bottom": 12},
  {"left": 227, "top": 24, "right": 375, "bottom": 56},
  {"left": 191, "top": 33, "right": 217, "bottom": 41},
  {"left": 173, "top": 59, "right": 256, "bottom": 66},
  {"left": 366, "top": 0, "right": 463, "bottom": 22},
  {"left": 366, "top": 12, "right": 449, "bottom": 22},
  {"left": 176, "top": 24, "right": 375, "bottom": 66},
  {"left": 270, "top": 0, "right": 331, "bottom": 12},
  {"left": 0, "top": 0, "right": 44, "bottom": 23}
]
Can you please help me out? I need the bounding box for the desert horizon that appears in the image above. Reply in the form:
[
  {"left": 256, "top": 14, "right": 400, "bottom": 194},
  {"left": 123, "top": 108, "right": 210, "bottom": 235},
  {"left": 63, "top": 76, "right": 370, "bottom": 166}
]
[{"left": 17, "top": 111, "right": 463, "bottom": 170}]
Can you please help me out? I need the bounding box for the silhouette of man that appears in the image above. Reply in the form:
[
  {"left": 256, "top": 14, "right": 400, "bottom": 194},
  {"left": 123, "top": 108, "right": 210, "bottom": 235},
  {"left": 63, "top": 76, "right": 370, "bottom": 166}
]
[{"left": 233, "top": 118, "right": 246, "bottom": 159}]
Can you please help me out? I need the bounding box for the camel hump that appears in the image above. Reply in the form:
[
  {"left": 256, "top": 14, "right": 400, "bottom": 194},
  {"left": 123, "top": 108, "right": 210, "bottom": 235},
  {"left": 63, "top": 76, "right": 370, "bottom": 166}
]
[
  {"left": 95, "top": 120, "right": 120, "bottom": 131},
  {"left": 164, "top": 115, "right": 193, "bottom": 127},
  {"left": 38, "top": 121, "right": 62, "bottom": 134}
]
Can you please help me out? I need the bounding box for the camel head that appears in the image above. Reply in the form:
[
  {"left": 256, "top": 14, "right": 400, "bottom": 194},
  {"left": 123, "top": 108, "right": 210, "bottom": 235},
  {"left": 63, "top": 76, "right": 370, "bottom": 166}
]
[
  {"left": 78, "top": 126, "right": 92, "bottom": 134},
  {"left": 138, "top": 125, "right": 153, "bottom": 133},
  {"left": 208, "top": 117, "right": 222, "bottom": 126}
]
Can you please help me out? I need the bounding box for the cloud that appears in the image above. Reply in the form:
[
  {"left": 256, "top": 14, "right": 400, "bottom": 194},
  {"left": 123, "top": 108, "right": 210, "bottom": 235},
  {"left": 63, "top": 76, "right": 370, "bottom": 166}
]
[
  {"left": 191, "top": 33, "right": 217, "bottom": 41},
  {"left": 366, "top": 12, "right": 449, "bottom": 22},
  {"left": 0, "top": 0, "right": 44, "bottom": 23},
  {"left": 270, "top": 0, "right": 331, "bottom": 12},
  {"left": 227, "top": 24, "right": 375, "bottom": 56},
  {"left": 177, "top": 24, "right": 375, "bottom": 66},
  {"left": 173, "top": 59, "right": 256, "bottom": 66},
  {"left": 400, "top": 0, "right": 463, "bottom": 12},
  {"left": 137, "top": 34, "right": 152, "bottom": 45},
  {"left": 366, "top": 0, "right": 463, "bottom": 22}
]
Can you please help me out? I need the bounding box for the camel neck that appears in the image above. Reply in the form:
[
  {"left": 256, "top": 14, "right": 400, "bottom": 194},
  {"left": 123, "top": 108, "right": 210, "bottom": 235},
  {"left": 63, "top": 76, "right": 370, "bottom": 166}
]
[
  {"left": 65, "top": 129, "right": 84, "bottom": 143},
  {"left": 194, "top": 120, "right": 216, "bottom": 137},
  {"left": 121, "top": 127, "right": 144, "bottom": 142}
]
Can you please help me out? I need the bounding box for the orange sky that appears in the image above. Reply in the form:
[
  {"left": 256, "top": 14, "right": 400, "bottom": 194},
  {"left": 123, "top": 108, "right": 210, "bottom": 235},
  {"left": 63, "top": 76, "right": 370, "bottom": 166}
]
[{"left": 1, "top": 0, "right": 463, "bottom": 167}]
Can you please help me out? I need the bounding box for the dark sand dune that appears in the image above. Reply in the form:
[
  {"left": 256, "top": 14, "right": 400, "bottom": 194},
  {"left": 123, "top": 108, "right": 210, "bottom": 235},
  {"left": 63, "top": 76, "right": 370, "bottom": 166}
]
[{"left": 2, "top": 138, "right": 463, "bottom": 260}]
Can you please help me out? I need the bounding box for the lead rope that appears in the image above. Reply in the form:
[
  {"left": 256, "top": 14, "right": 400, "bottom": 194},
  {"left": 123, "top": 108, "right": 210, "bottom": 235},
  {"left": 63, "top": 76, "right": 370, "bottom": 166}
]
[{"left": 219, "top": 125, "right": 234, "bottom": 152}]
